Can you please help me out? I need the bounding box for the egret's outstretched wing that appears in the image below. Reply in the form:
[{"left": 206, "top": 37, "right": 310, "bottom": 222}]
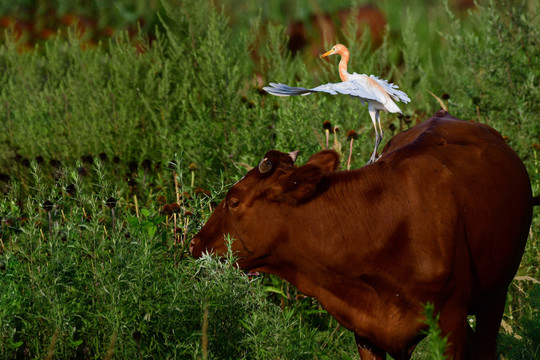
[
  {"left": 264, "top": 80, "right": 382, "bottom": 105},
  {"left": 310, "top": 79, "right": 382, "bottom": 104},
  {"left": 263, "top": 83, "right": 313, "bottom": 96}
]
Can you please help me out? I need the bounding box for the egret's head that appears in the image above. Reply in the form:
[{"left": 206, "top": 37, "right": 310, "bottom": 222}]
[{"left": 320, "top": 44, "right": 348, "bottom": 58}]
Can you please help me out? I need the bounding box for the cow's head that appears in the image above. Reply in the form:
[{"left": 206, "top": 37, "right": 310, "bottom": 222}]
[{"left": 189, "top": 149, "right": 340, "bottom": 270}]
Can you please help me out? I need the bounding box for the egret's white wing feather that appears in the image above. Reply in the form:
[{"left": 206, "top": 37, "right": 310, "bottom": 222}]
[
  {"left": 368, "top": 75, "right": 411, "bottom": 104},
  {"left": 263, "top": 83, "right": 313, "bottom": 96},
  {"left": 310, "top": 79, "right": 383, "bottom": 104}
]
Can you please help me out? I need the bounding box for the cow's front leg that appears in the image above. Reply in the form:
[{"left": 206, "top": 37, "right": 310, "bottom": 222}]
[{"left": 354, "top": 334, "right": 386, "bottom": 360}]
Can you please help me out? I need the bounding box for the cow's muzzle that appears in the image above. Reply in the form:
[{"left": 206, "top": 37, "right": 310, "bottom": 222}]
[{"left": 189, "top": 236, "right": 199, "bottom": 257}]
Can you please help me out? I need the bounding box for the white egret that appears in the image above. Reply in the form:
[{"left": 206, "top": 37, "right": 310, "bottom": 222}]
[{"left": 264, "top": 44, "right": 410, "bottom": 164}]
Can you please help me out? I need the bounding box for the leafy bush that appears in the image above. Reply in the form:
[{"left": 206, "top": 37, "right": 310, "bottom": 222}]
[{"left": 0, "top": 0, "right": 538, "bottom": 359}]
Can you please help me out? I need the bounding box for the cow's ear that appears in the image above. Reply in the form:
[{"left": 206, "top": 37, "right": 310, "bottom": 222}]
[
  {"left": 305, "top": 150, "right": 340, "bottom": 173},
  {"left": 282, "top": 164, "right": 323, "bottom": 203}
]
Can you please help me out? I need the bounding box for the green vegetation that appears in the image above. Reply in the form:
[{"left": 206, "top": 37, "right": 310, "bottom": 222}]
[{"left": 0, "top": 0, "right": 538, "bottom": 358}]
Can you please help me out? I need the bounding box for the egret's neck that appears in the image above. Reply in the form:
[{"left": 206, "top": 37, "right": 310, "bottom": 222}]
[{"left": 338, "top": 50, "right": 350, "bottom": 82}]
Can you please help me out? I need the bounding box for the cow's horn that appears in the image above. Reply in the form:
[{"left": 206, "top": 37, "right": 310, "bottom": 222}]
[
  {"left": 289, "top": 150, "right": 300, "bottom": 163},
  {"left": 258, "top": 158, "right": 272, "bottom": 173}
]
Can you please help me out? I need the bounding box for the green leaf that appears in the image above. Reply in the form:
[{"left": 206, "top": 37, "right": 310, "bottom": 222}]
[
  {"left": 11, "top": 341, "right": 23, "bottom": 349},
  {"left": 264, "top": 286, "right": 287, "bottom": 299},
  {"left": 126, "top": 217, "right": 140, "bottom": 227},
  {"left": 147, "top": 225, "right": 157, "bottom": 238},
  {"left": 140, "top": 208, "right": 151, "bottom": 217},
  {"left": 70, "top": 339, "right": 83, "bottom": 347}
]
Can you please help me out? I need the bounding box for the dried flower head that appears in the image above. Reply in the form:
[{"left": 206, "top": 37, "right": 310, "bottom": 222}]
[
  {"left": 189, "top": 163, "right": 198, "bottom": 172},
  {"left": 43, "top": 200, "right": 53, "bottom": 212},
  {"left": 49, "top": 159, "right": 61, "bottom": 168},
  {"left": 132, "top": 331, "right": 142, "bottom": 342},
  {"left": 81, "top": 155, "right": 93, "bottom": 164},
  {"left": 441, "top": 93, "right": 450, "bottom": 100},
  {"left": 182, "top": 192, "right": 192, "bottom": 200},
  {"left": 346, "top": 129, "right": 358, "bottom": 141},
  {"left": 161, "top": 204, "right": 173, "bottom": 214},
  {"left": 77, "top": 166, "right": 88, "bottom": 177},
  {"left": 142, "top": 158, "right": 152, "bottom": 171},
  {"left": 170, "top": 203, "right": 181, "bottom": 213},
  {"left": 322, "top": 121, "right": 333, "bottom": 131},
  {"left": 66, "top": 183, "right": 76, "bottom": 196},
  {"left": 128, "top": 161, "right": 138, "bottom": 173},
  {"left": 156, "top": 195, "right": 167, "bottom": 205},
  {"left": 106, "top": 197, "right": 117, "bottom": 209}
]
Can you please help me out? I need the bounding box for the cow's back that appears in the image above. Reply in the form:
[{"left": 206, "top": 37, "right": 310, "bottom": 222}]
[{"left": 380, "top": 113, "right": 532, "bottom": 308}]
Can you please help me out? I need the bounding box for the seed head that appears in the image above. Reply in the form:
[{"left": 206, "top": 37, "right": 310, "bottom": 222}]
[
  {"left": 77, "top": 166, "right": 88, "bottom": 177},
  {"left": 106, "top": 197, "right": 117, "bottom": 209},
  {"left": 43, "top": 200, "right": 53, "bottom": 212},
  {"left": 132, "top": 331, "right": 142, "bottom": 342},
  {"left": 66, "top": 183, "right": 76, "bottom": 196},
  {"left": 346, "top": 129, "right": 358, "bottom": 141},
  {"left": 81, "top": 154, "right": 93, "bottom": 164},
  {"left": 128, "top": 161, "right": 138, "bottom": 174},
  {"left": 161, "top": 204, "right": 173, "bottom": 214},
  {"left": 322, "top": 121, "right": 333, "bottom": 131},
  {"left": 49, "top": 159, "right": 61, "bottom": 168},
  {"left": 156, "top": 195, "right": 167, "bottom": 205},
  {"left": 142, "top": 158, "right": 152, "bottom": 171},
  {"left": 170, "top": 202, "right": 181, "bottom": 213}
]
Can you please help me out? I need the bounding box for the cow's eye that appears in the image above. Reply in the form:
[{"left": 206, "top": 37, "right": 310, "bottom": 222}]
[{"left": 228, "top": 199, "right": 240, "bottom": 208}]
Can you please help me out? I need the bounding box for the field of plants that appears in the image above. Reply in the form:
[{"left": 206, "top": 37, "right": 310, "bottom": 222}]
[{"left": 0, "top": 0, "right": 538, "bottom": 358}]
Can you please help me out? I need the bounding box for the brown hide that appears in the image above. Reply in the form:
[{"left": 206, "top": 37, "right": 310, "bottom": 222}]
[{"left": 190, "top": 112, "right": 533, "bottom": 360}]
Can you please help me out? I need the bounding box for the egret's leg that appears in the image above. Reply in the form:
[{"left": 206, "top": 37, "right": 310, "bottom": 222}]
[
  {"left": 377, "top": 110, "right": 384, "bottom": 143},
  {"left": 368, "top": 109, "right": 380, "bottom": 164}
]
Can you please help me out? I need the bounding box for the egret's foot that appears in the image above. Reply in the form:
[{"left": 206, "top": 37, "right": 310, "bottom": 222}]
[{"left": 366, "top": 153, "right": 382, "bottom": 165}]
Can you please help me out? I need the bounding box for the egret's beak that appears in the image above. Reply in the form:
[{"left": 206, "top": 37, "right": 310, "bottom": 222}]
[{"left": 320, "top": 49, "right": 334, "bottom": 58}]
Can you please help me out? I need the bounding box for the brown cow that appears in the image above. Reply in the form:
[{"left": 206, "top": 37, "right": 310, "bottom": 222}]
[{"left": 190, "top": 112, "right": 533, "bottom": 360}]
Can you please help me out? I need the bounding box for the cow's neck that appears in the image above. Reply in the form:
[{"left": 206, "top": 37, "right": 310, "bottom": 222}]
[{"left": 255, "top": 169, "right": 423, "bottom": 349}]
